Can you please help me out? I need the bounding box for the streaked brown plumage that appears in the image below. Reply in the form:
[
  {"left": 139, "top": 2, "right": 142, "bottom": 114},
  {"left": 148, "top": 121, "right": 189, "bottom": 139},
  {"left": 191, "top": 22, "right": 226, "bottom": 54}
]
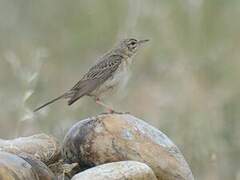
[{"left": 34, "top": 38, "right": 149, "bottom": 112}]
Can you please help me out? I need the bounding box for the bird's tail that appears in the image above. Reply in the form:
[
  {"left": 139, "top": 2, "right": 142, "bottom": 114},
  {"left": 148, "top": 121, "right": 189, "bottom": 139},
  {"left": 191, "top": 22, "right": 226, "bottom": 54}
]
[{"left": 34, "top": 93, "right": 66, "bottom": 112}]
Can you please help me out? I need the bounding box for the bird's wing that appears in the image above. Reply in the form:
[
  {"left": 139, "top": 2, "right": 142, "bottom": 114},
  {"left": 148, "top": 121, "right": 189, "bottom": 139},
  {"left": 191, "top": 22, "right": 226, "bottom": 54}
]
[{"left": 68, "top": 54, "right": 123, "bottom": 105}]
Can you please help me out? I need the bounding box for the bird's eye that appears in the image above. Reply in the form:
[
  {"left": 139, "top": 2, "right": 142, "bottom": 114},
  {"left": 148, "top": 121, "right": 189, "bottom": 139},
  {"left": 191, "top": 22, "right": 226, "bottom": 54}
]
[
  {"left": 127, "top": 41, "right": 137, "bottom": 51},
  {"left": 126, "top": 39, "right": 138, "bottom": 51},
  {"left": 130, "top": 41, "right": 136, "bottom": 46}
]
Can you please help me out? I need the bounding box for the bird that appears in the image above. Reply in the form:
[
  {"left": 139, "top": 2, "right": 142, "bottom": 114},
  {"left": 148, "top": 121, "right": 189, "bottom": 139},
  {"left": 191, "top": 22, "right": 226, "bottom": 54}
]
[{"left": 34, "top": 38, "right": 149, "bottom": 113}]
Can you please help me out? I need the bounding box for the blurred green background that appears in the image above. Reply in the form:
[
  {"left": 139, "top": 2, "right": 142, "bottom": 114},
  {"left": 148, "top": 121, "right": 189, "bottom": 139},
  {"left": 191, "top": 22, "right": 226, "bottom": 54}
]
[{"left": 0, "top": 0, "right": 240, "bottom": 179}]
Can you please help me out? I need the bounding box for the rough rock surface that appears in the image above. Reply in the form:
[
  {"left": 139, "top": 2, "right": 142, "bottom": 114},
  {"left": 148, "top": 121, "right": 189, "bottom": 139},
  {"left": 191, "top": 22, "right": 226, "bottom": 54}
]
[
  {"left": 0, "top": 151, "right": 55, "bottom": 180},
  {"left": 0, "top": 133, "right": 60, "bottom": 164},
  {"left": 19, "top": 153, "right": 55, "bottom": 180},
  {"left": 63, "top": 113, "right": 194, "bottom": 180},
  {"left": 71, "top": 161, "right": 157, "bottom": 180}
]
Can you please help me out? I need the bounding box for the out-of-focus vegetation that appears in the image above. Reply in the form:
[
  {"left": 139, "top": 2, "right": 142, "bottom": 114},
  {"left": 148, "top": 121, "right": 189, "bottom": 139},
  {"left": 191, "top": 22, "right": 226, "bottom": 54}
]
[{"left": 0, "top": 0, "right": 239, "bottom": 179}]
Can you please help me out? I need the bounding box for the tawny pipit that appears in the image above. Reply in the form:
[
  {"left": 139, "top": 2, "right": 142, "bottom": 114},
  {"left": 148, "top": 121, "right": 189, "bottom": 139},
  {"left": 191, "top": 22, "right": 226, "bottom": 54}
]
[{"left": 34, "top": 38, "right": 149, "bottom": 112}]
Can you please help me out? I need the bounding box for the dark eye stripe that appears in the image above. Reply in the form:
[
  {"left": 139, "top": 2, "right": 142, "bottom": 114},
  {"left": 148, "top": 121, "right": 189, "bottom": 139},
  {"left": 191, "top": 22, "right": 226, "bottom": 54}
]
[
  {"left": 130, "top": 42, "right": 136, "bottom": 45},
  {"left": 128, "top": 39, "right": 137, "bottom": 43}
]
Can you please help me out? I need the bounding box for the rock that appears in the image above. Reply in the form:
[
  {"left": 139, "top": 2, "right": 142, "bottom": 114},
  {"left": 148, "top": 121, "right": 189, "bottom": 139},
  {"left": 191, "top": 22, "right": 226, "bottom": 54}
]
[
  {"left": 48, "top": 159, "right": 79, "bottom": 178},
  {"left": 71, "top": 161, "right": 157, "bottom": 180},
  {"left": 0, "top": 133, "right": 60, "bottom": 165},
  {"left": 19, "top": 153, "right": 56, "bottom": 180},
  {"left": 0, "top": 151, "right": 55, "bottom": 180},
  {"left": 62, "top": 114, "right": 194, "bottom": 180}
]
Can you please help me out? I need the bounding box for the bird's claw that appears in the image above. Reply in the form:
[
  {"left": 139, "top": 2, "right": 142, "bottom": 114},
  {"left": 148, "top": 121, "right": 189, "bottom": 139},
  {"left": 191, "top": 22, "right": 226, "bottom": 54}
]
[{"left": 100, "top": 110, "right": 130, "bottom": 115}]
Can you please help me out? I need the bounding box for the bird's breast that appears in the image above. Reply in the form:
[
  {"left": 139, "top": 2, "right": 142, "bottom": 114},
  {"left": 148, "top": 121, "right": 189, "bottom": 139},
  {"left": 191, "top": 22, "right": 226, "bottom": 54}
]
[
  {"left": 92, "top": 59, "right": 131, "bottom": 98},
  {"left": 107, "top": 60, "right": 130, "bottom": 88}
]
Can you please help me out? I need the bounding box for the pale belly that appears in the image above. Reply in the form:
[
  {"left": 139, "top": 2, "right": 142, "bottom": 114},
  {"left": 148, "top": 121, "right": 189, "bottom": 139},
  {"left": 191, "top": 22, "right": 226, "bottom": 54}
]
[{"left": 91, "top": 61, "right": 130, "bottom": 98}]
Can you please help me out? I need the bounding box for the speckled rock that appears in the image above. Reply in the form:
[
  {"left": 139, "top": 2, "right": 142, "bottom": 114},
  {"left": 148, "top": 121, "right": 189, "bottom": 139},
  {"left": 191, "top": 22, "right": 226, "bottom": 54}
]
[
  {"left": 71, "top": 161, "right": 157, "bottom": 180},
  {"left": 0, "top": 133, "right": 60, "bottom": 165},
  {"left": 0, "top": 151, "right": 55, "bottom": 180},
  {"left": 62, "top": 114, "right": 194, "bottom": 180},
  {"left": 19, "top": 153, "right": 56, "bottom": 180}
]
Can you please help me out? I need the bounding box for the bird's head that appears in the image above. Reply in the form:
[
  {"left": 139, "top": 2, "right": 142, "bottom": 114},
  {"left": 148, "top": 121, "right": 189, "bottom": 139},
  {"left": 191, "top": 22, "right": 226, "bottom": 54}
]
[{"left": 115, "top": 38, "right": 149, "bottom": 57}]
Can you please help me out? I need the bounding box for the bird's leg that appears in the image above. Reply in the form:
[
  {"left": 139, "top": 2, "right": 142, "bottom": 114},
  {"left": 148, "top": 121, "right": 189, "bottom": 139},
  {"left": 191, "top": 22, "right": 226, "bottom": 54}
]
[{"left": 94, "top": 97, "right": 115, "bottom": 114}]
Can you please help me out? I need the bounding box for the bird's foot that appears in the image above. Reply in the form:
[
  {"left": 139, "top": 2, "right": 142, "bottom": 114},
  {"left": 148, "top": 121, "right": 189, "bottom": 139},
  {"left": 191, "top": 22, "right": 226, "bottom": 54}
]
[
  {"left": 94, "top": 97, "right": 130, "bottom": 115},
  {"left": 100, "top": 110, "right": 130, "bottom": 115}
]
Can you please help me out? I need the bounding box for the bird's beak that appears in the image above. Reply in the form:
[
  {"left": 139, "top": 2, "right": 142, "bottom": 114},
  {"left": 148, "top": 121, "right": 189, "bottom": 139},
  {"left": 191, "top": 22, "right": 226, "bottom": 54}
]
[{"left": 138, "top": 39, "right": 150, "bottom": 45}]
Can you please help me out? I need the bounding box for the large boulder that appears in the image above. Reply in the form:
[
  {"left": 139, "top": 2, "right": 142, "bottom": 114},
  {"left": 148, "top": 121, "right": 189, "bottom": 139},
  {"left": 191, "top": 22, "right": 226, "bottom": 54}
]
[{"left": 62, "top": 113, "right": 194, "bottom": 180}]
